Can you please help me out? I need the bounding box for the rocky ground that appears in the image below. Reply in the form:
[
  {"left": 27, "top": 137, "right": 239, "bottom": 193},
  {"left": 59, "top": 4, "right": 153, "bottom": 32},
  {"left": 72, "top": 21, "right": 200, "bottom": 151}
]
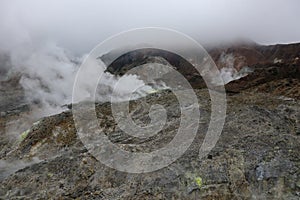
[
  {"left": 0, "top": 43, "right": 299, "bottom": 199},
  {"left": 0, "top": 88, "right": 299, "bottom": 199}
]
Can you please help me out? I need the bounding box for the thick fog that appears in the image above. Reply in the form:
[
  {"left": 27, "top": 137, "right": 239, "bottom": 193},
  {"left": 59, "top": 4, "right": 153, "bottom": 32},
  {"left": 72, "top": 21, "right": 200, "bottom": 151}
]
[{"left": 0, "top": 0, "right": 299, "bottom": 54}]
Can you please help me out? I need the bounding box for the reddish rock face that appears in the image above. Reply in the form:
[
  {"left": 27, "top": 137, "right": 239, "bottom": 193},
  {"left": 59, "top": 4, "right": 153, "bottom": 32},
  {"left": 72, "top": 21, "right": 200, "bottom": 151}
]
[
  {"left": 209, "top": 42, "right": 300, "bottom": 98},
  {"left": 208, "top": 42, "right": 300, "bottom": 69},
  {"left": 209, "top": 45, "right": 264, "bottom": 70},
  {"left": 208, "top": 43, "right": 300, "bottom": 70}
]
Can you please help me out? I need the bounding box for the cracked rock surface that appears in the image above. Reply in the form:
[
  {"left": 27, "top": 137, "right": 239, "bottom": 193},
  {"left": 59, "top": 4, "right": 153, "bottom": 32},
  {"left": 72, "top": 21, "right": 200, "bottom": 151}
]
[{"left": 0, "top": 89, "right": 299, "bottom": 199}]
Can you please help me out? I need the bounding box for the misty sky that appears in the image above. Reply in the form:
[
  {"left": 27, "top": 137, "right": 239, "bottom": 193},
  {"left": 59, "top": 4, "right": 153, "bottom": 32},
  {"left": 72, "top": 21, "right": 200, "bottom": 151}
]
[{"left": 1, "top": 0, "right": 300, "bottom": 54}]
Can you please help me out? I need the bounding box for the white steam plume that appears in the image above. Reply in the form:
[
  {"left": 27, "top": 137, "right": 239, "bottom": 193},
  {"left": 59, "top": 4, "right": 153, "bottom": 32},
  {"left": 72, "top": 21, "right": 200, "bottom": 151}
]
[
  {"left": 3, "top": 41, "right": 159, "bottom": 117},
  {"left": 218, "top": 52, "right": 253, "bottom": 84}
]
